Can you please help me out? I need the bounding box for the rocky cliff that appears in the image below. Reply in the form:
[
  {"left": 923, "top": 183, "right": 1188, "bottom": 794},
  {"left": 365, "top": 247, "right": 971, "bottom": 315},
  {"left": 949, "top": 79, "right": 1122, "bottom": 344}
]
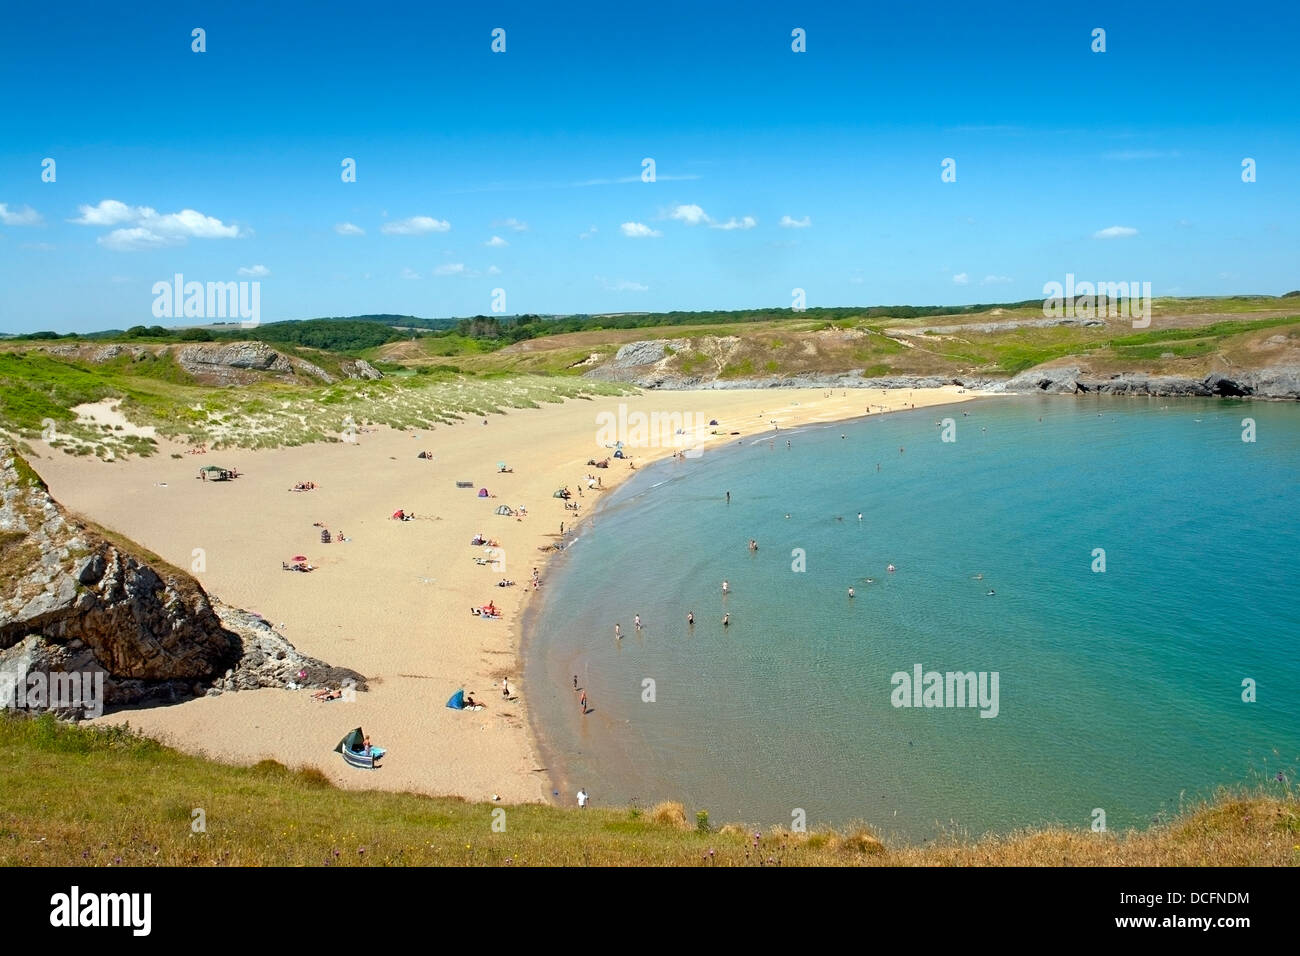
[{"left": 0, "top": 445, "right": 364, "bottom": 716}]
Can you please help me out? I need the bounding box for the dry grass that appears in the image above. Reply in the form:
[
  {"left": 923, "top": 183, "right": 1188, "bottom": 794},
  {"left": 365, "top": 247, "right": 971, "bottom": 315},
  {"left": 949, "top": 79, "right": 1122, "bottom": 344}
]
[{"left": 1, "top": 714, "right": 1295, "bottom": 867}]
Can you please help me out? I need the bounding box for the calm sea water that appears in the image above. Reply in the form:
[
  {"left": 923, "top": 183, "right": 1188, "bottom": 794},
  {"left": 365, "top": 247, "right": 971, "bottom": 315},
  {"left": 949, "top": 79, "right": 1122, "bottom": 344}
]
[{"left": 525, "top": 395, "right": 1300, "bottom": 842}]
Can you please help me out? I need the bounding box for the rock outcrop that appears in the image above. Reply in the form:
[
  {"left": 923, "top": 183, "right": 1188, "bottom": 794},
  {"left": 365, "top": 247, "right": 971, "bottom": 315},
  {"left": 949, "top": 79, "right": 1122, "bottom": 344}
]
[
  {"left": 0, "top": 445, "right": 364, "bottom": 716},
  {"left": 997, "top": 364, "right": 1300, "bottom": 399}
]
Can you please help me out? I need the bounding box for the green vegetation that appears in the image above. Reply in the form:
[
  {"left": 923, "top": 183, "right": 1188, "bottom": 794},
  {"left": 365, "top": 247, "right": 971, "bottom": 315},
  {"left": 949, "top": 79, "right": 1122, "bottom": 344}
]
[{"left": 0, "top": 713, "right": 1293, "bottom": 866}]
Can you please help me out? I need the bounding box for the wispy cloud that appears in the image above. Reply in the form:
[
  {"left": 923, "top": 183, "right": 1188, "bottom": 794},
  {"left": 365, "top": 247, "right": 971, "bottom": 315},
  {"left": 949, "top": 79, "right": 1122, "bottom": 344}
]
[
  {"left": 485, "top": 235, "right": 508, "bottom": 247},
  {"left": 598, "top": 276, "right": 649, "bottom": 292},
  {"left": 433, "top": 263, "right": 500, "bottom": 278},
  {"left": 238, "top": 264, "right": 270, "bottom": 277},
  {"left": 382, "top": 216, "right": 450, "bottom": 235},
  {"left": 494, "top": 217, "right": 529, "bottom": 232},
  {"left": 620, "top": 222, "right": 661, "bottom": 238},
  {"left": 1102, "top": 149, "right": 1181, "bottom": 161},
  {"left": 779, "top": 215, "right": 811, "bottom": 229},
  {"left": 401, "top": 267, "right": 422, "bottom": 280},
  {"left": 952, "top": 273, "right": 970, "bottom": 285},
  {"left": 334, "top": 222, "right": 364, "bottom": 235},
  {"left": 579, "top": 225, "right": 598, "bottom": 239},
  {"left": 0, "top": 203, "right": 43, "bottom": 226},
  {"left": 711, "top": 215, "right": 757, "bottom": 231},
  {"left": 1093, "top": 225, "right": 1138, "bottom": 239},
  {"left": 980, "top": 274, "right": 1013, "bottom": 285}
]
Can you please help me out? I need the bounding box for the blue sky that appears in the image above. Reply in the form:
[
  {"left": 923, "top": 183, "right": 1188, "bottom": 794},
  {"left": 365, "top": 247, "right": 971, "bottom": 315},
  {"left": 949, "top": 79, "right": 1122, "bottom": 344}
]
[{"left": 1, "top": 0, "right": 1297, "bottom": 332}]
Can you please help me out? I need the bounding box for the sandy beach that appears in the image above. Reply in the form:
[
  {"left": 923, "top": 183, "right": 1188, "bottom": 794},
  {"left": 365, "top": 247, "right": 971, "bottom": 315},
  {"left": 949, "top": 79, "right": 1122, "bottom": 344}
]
[{"left": 31, "top": 386, "right": 974, "bottom": 805}]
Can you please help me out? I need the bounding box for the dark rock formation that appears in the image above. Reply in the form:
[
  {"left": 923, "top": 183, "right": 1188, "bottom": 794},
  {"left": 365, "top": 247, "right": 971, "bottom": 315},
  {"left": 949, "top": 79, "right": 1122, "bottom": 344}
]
[{"left": 0, "top": 445, "right": 364, "bottom": 716}]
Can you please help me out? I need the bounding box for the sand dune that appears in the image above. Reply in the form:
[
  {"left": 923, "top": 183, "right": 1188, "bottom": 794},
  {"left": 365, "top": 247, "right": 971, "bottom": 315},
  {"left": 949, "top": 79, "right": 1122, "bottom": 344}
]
[{"left": 32, "top": 386, "right": 974, "bottom": 805}]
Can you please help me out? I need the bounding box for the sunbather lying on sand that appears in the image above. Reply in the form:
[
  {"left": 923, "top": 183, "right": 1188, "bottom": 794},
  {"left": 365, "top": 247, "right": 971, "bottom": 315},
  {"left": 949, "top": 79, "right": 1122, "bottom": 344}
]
[{"left": 312, "top": 687, "right": 343, "bottom": 701}]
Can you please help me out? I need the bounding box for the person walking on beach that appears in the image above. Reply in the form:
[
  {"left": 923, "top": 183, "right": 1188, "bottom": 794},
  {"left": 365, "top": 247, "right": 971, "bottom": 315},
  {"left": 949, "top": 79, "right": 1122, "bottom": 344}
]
[
  {"left": 502, "top": 677, "right": 510, "bottom": 698},
  {"left": 573, "top": 674, "right": 579, "bottom": 690},
  {"left": 579, "top": 690, "right": 588, "bottom": 713}
]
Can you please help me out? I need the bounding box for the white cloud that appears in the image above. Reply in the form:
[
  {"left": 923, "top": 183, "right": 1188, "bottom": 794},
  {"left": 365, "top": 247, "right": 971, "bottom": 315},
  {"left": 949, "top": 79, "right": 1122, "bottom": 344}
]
[
  {"left": 434, "top": 263, "right": 466, "bottom": 276},
  {"left": 0, "top": 203, "right": 43, "bottom": 226},
  {"left": 485, "top": 235, "right": 508, "bottom": 247},
  {"left": 98, "top": 227, "right": 171, "bottom": 252},
  {"left": 382, "top": 216, "right": 451, "bottom": 235},
  {"left": 334, "top": 222, "right": 364, "bottom": 235},
  {"left": 579, "top": 225, "right": 598, "bottom": 239},
  {"left": 70, "top": 199, "right": 138, "bottom": 226},
  {"left": 494, "top": 217, "right": 529, "bottom": 232},
  {"left": 711, "top": 216, "right": 757, "bottom": 231},
  {"left": 620, "top": 222, "right": 661, "bottom": 238},
  {"left": 980, "top": 274, "right": 1013, "bottom": 285},
  {"left": 952, "top": 273, "right": 970, "bottom": 285},
  {"left": 487, "top": 265, "right": 502, "bottom": 275},
  {"left": 72, "top": 198, "right": 244, "bottom": 250},
  {"left": 780, "top": 215, "right": 811, "bottom": 229},
  {"left": 1093, "top": 225, "right": 1138, "bottom": 239},
  {"left": 401, "top": 267, "right": 422, "bottom": 280},
  {"left": 598, "top": 276, "right": 649, "bottom": 292},
  {"left": 670, "top": 203, "right": 710, "bottom": 225},
  {"left": 238, "top": 264, "right": 270, "bottom": 277}
]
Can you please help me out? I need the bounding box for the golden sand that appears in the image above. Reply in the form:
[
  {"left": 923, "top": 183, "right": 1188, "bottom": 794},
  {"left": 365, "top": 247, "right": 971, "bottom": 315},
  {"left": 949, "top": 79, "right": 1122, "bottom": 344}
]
[{"left": 32, "top": 386, "right": 974, "bottom": 805}]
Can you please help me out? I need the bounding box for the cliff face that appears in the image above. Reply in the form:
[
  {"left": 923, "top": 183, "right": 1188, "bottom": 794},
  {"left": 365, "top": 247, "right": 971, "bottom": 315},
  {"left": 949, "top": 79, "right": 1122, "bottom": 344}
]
[{"left": 0, "top": 445, "right": 363, "bottom": 715}]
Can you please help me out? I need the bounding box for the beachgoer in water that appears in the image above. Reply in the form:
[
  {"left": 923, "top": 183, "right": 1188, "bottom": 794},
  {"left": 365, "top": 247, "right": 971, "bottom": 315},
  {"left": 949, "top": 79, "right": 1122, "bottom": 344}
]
[
  {"left": 721, "top": 580, "right": 729, "bottom": 594},
  {"left": 857, "top": 513, "right": 863, "bottom": 521},
  {"left": 887, "top": 564, "right": 896, "bottom": 572},
  {"left": 848, "top": 587, "right": 855, "bottom": 598},
  {"left": 615, "top": 623, "right": 622, "bottom": 640},
  {"left": 687, "top": 612, "right": 695, "bottom": 626},
  {"left": 722, "top": 613, "right": 730, "bottom": 627},
  {"left": 725, "top": 491, "right": 730, "bottom": 504},
  {"left": 634, "top": 615, "right": 641, "bottom": 632}
]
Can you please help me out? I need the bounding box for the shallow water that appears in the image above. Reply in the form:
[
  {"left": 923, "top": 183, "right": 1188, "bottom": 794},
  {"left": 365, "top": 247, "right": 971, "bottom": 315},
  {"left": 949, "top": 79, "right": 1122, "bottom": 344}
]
[{"left": 526, "top": 395, "right": 1300, "bottom": 841}]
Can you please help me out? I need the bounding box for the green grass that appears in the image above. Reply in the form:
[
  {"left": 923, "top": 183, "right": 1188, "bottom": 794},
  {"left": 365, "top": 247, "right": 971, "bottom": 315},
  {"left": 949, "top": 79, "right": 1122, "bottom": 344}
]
[{"left": 0, "top": 714, "right": 1294, "bottom": 867}]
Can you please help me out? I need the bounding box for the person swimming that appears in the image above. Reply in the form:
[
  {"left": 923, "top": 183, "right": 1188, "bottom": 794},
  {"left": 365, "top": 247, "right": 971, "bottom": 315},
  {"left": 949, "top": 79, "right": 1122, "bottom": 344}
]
[
  {"left": 987, "top": 589, "right": 996, "bottom": 596},
  {"left": 721, "top": 580, "right": 729, "bottom": 594},
  {"left": 848, "top": 587, "right": 855, "bottom": 598},
  {"left": 748, "top": 539, "right": 758, "bottom": 551},
  {"left": 887, "top": 564, "right": 896, "bottom": 572}
]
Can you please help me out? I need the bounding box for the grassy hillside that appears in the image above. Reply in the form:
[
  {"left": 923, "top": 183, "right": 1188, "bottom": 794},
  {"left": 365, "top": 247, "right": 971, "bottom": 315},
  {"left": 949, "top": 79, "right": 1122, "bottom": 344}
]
[{"left": 0, "top": 714, "right": 1294, "bottom": 866}]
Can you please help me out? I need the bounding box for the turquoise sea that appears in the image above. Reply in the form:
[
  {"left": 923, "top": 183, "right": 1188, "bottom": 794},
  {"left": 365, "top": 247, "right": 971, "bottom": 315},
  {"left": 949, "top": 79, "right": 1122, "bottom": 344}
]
[{"left": 524, "top": 395, "right": 1300, "bottom": 842}]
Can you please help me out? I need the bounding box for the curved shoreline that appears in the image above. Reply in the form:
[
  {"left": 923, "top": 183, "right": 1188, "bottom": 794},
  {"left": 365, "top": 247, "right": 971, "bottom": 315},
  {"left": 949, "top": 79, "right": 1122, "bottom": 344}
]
[{"left": 520, "top": 392, "right": 986, "bottom": 812}]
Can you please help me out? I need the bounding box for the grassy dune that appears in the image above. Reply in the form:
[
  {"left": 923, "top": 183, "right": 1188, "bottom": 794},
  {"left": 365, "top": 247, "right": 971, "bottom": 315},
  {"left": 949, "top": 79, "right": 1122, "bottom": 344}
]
[{"left": 1, "top": 714, "right": 1294, "bottom": 866}]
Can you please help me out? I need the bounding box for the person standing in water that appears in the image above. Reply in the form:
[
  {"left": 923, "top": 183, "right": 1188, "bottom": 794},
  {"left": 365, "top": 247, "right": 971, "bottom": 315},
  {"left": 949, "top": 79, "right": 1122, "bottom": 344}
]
[
  {"left": 725, "top": 490, "right": 730, "bottom": 504},
  {"left": 848, "top": 587, "right": 855, "bottom": 598},
  {"left": 615, "top": 623, "right": 622, "bottom": 640},
  {"left": 687, "top": 612, "right": 695, "bottom": 626},
  {"left": 722, "top": 613, "right": 730, "bottom": 627},
  {"left": 634, "top": 614, "right": 642, "bottom": 632},
  {"left": 721, "top": 580, "right": 729, "bottom": 594}
]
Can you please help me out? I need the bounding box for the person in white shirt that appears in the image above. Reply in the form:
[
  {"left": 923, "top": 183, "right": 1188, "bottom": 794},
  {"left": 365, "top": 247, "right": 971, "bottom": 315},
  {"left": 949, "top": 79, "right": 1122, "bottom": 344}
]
[{"left": 577, "top": 788, "right": 589, "bottom": 809}]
